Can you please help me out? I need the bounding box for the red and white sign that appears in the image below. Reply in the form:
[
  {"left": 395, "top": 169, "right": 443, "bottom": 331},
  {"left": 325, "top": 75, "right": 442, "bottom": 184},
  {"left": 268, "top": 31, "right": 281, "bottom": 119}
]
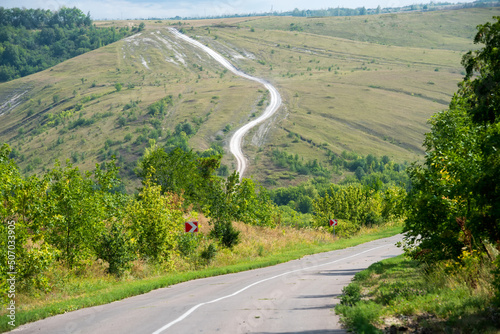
[
  {"left": 185, "top": 221, "right": 198, "bottom": 233},
  {"left": 329, "top": 219, "right": 338, "bottom": 227}
]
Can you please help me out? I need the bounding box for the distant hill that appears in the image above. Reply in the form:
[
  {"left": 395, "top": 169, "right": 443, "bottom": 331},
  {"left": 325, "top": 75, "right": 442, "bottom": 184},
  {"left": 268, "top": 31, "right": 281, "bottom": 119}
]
[
  {"left": 0, "top": 7, "right": 145, "bottom": 82},
  {"left": 1, "top": 7, "right": 499, "bottom": 190}
]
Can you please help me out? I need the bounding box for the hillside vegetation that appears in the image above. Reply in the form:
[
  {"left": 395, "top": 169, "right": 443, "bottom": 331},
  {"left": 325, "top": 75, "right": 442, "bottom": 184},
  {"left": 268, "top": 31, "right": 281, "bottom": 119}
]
[
  {"left": 0, "top": 7, "right": 144, "bottom": 82},
  {"left": 0, "top": 8, "right": 498, "bottom": 190},
  {"left": 1, "top": 6, "right": 500, "bottom": 333},
  {"left": 336, "top": 16, "right": 500, "bottom": 332}
]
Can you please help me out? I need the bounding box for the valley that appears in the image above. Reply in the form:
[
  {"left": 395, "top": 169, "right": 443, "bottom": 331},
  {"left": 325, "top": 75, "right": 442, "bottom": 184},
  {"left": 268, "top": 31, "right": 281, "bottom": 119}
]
[
  {"left": 2, "top": 6, "right": 500, "bottom": 333},
  {"left": 2, "top": 8, "right": 498, "bottom": 189}
]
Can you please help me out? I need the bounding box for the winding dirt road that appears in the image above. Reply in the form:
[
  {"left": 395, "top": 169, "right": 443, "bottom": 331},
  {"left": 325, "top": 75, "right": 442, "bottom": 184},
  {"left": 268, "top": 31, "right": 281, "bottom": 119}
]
[{"left": 169, "top": 28, "right": 282, "bottom": 178}]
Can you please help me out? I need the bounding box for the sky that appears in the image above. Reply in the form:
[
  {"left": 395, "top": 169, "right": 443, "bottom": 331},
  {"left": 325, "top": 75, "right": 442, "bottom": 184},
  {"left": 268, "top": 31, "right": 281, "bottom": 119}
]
[{"left": 2, "top": 0, "right": 477, "bottom": 20}]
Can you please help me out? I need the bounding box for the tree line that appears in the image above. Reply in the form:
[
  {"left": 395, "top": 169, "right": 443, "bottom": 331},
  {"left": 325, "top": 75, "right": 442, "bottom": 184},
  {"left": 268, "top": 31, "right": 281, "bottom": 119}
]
[
  {"left": 403, "top": 16, "right": 500, "bottom": 302},
  {"left": 0, "top": 138, "right": 277, "bottom": 297},
  {"left": 0, "top": 132, "right": 407, "bottom": 300},
  {"left": 0, "top": 7, "right": 144, "bottom": 82},
  {"left": 178, "top": 1, "right": 500, "bottom": 20}
]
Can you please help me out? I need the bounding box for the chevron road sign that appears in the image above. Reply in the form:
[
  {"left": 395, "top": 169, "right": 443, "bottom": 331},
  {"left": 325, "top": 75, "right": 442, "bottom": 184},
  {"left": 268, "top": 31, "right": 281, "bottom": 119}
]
[{"left": 185, "top": 221, "right": 198, "bottom": 233}]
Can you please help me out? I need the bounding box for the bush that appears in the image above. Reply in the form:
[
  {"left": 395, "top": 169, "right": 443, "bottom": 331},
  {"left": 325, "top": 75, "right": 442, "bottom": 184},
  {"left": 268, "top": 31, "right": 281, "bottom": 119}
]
[
  {"left": 127, "top": 179, "right": 184, "bottom": 263},
  {"left": 334, "top": 219, "right": 360, "bottom": 238},
  {"left": 210, "top": 221, "right": 240, "bottom": 249},
  {"left": 177, "top": 233, "right": 200, "bottom": 257},
  {"left": 340, "top": 283, "right": 361, "bottom": 306},
  {"left": 200, "top": 243, "right": 217, "bottom": 263},
  {"left": 96, "top": 221, "right": 135, "bottom": 276},
  {"left": 364, "top": 211, "right": 383, "bottom": 227}
]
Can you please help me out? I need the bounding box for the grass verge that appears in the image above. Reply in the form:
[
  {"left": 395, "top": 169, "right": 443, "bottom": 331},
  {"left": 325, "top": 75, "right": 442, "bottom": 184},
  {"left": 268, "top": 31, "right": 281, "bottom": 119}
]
[
  {"left": 336, "top": 254, "right": 499, "bottom": 333},
  {"left": 2, "top": 223, "right": 401, "bottom": 332}
]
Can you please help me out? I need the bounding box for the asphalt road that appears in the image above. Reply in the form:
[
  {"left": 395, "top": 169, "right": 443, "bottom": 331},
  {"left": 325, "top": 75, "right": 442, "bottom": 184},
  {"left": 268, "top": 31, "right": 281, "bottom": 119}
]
[
  {"left": 11, "top": 234, "right": 403, "bottom": 334},
  {"left": 168, "top": 28, "right": 283, "bottom": 179}
]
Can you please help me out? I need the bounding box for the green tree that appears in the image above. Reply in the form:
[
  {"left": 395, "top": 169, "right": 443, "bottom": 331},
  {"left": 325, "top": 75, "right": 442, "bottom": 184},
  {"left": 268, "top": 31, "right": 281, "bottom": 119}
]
[
  {"left": 313, "top": 184, "right": 380, "bottom": 234},
  {"left": 230, "top": 178, "right": 276, "bottom": 227},
  {"left": 0, "top": 144, "right": 57, "bottom": 295},
  {"left": 461, "top": 17, "right": 500, "bottom": 125},
  {"left": 461, "top": 16, "right": 500, "bottom": 244},
  {"left": 404, "top": 106, "right": 481, "bottom": 261},
  {"left": 126, "top": 178, "right": 184, "bottom": 262},
  {"left": 403, "top": 17, "right": 500, "bottom": 265},
  {"left": 96, "top": 220, "right": 135, "bottom": 276},
  {"left": 136, "top": 142, "right": 220, "bottom": 206},
  {"left": 33, "top": 160, "right": 125, "bottom": 268},
  {"left": 204, "top": 172, "right": 241, "bottom": 248}
]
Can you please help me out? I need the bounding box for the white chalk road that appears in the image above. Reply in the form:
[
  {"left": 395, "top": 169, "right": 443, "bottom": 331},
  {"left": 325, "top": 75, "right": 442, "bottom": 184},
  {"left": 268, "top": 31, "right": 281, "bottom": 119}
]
[
  {"left": 169, "top": 28, "right": 282, "bottom": 178},
  {"left": 9, "top": 30, "right": 403, "bottom": 334}
]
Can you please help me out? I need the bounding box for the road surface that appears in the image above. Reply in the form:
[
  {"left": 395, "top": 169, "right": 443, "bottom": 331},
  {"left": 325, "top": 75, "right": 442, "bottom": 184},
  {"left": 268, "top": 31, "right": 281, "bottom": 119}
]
[
  {"left": 11, "top": 234, "right": 403, "bottom": 334},
  {"left": 169, "top": 28, "right": 282, "bottom": 179}
]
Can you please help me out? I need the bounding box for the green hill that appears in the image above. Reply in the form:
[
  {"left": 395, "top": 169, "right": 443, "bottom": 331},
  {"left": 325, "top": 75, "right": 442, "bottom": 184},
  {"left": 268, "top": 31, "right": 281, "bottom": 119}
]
[{"left": 1, "top": 8, "right": 499, "bottom": 190}]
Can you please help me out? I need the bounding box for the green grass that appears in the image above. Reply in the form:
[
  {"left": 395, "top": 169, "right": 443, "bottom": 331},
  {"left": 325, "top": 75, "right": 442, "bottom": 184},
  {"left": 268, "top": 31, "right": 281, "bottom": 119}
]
[
  {"left": 336, "top": 254, "right": 498, "bottom": 333},
  {"left": 0, "top": 224, "right": 402, "bottom": 332},
  {"left": 181, "top": 8, "right": 500, "bottom": 185},
  {"left": 2, "top": 8, "right": 499, "bottom": 189},
  {"left": 246, "top": 8, "right": 498, "bottom": 51},
  {"left": 188, "top": 20, "right": 464, "bottom": 184}
]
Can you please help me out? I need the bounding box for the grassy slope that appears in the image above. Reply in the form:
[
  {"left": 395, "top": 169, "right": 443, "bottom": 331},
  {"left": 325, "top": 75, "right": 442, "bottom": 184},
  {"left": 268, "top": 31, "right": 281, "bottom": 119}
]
[
  {"left": 0, "top": 8, "right": 499, "bottom": 189},
  {"left": 0, "top": 27, "right": 262, "bottom": 191},
  {"left": 244, "top": 8, "right": 495, "bottom": 51},
  {"left": 336, "top": 254, "right": 496, "bottom": 333}
]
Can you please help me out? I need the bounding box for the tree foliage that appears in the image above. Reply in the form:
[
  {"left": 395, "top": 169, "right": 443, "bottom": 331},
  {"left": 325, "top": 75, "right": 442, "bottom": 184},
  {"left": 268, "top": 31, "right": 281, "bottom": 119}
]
[
  {"left": 403, "top": 17, "right": 500, "bottom": 268},
  {"left": 126, "top": 178, "right": 184, "bottom": 263},
  {"left": 0, "top": 144, "right": 57, "bottom": 296},
  {"left": 138, "top": 142, "right": 277, "bottom": 247},
  {"left": 0, "top": 7, "right": 140, "bottom": 82},
  {"left": 136, "top": 143, "right": 220, "bottom": 205},
  {"left": 311, "top": 183, "right": 403, "bottom": 236},
  {"left": 0, "top": 148, "right": 133, "bottom": 295}
]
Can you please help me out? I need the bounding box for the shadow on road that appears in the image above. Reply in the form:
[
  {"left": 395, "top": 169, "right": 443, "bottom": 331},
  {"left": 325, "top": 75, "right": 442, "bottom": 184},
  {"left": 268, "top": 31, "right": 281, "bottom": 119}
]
[
  {"left": 256, "top": 330, "right": 346, "bottom": 334},
  {"left": 296, "top": 293, "right": 342, "bottom": 299},
  {"left": 292, "top": 303, "right": 337, "bottom": 311},
  {"left": 314, "top": 268, "right": 365, "bottom": 276}
]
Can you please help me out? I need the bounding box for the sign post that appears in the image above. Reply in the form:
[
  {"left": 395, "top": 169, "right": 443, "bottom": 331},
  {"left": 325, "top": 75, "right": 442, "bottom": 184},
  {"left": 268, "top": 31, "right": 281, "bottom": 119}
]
[
  {"left": 329, "top": 219, "right": 338, "bottom": 236},
  {"left": 185, "top": 221, "right": 198, "bottom": 233}
]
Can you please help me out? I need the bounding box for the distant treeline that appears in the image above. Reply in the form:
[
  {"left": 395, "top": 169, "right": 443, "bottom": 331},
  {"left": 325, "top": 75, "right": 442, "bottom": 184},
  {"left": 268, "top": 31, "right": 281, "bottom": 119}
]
[
  {"left": 171, "top": 0, "right": 500, "bottom": 20},
  {"left": 0, "top": 7, "right": 144, "bottom": 82}
]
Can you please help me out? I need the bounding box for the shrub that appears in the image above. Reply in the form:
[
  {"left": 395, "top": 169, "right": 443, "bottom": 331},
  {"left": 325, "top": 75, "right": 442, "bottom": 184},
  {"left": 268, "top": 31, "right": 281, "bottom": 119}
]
[
  {"left": 177, "top": 233, "right": 200, "bottom": 257},
  {"left": 126, "top": 179, "right": 184, "bottom": 263},
  {"left": 334, "top": 219, "right": 360, "bottom": 238},
  {"left": 340, "top": 283, "right": 361, "bottom": 306},
  {"left": 210, "top": 221, "right": 240, "bottom": 249},
  {"left": 200, "top": 243, "right": 217, "bottom": 263},
  {"left": 96, "top": 221, "right": 135, "bottom": 276}
]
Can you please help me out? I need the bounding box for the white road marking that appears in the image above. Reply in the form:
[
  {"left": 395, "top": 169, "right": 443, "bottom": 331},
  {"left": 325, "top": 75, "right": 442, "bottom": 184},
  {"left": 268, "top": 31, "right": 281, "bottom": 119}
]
[
  {"left": 169, "top": 28, "right": 282, "bottom": 178},
  {"left": 151, "top": 243, "right": 389, "bottom": 333}
]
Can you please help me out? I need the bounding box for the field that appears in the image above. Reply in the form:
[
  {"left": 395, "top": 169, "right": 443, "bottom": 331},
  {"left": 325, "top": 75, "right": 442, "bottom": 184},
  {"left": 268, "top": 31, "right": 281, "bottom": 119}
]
[{"left": 1, "top": 8, "right": 499, "bottom": 189}]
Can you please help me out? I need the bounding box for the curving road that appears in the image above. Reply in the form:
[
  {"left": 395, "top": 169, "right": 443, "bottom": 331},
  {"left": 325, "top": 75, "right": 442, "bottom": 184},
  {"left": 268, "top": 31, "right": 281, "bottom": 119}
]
[
  {"left": 169, "top": 28, "right": 282, "bottom": 179},
  {"left": 10, "top": 234, "right": 404, "bottom": 334}
]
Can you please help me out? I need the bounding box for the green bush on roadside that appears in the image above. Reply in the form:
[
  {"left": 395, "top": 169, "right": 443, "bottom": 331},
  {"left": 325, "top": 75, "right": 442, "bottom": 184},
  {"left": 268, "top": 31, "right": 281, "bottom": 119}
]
[{"left": 340, "top": 283, "right": 361, "bottom": 306}]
